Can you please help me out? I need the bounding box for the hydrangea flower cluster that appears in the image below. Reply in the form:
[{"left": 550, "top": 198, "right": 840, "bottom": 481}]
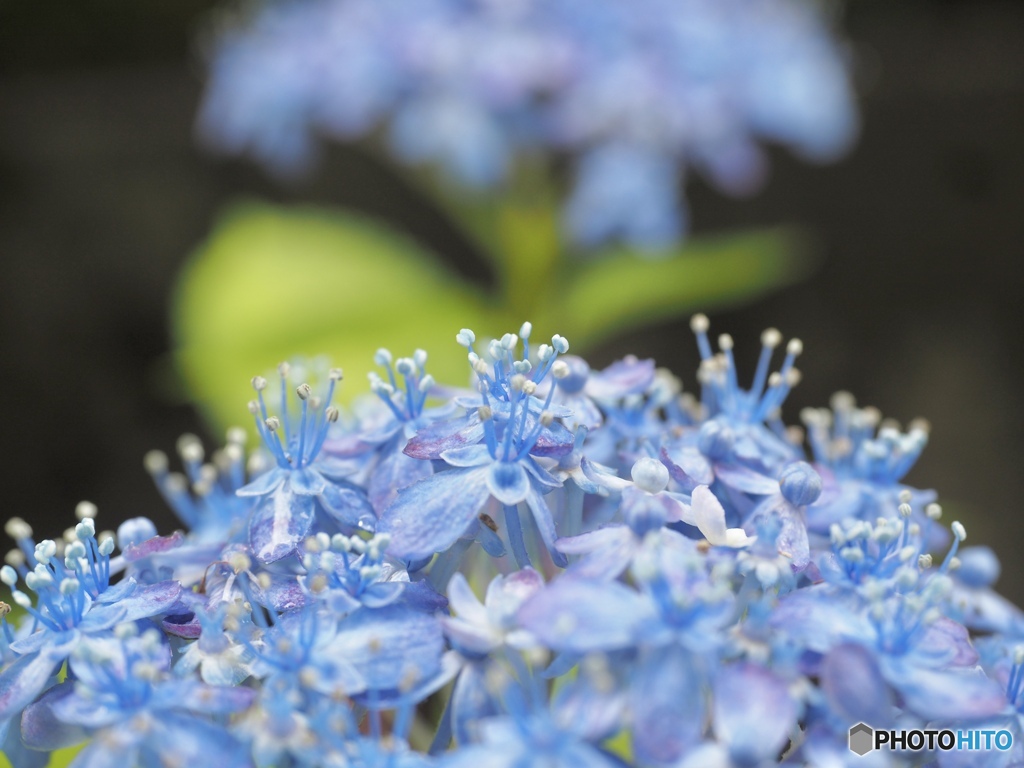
[
  {"left": 198, "top": 0, "right": 858, "bottom": 248},
  {"left": 4, "top": 317, "right": 1022, "bottom": 767}
]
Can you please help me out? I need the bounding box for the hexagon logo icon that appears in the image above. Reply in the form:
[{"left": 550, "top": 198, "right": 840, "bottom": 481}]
[{"left": 849, "top": 722, "right": 874, "bottom": 756}]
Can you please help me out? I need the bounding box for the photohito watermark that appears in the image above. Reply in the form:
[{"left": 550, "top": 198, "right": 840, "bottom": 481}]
[{"left": 849, "top": 723, "right": 1014, "bottom": 756}]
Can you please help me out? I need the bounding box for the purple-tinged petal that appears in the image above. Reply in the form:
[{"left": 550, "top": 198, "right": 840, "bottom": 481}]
[
  {"left": 529, "top": 419, "right": 575, "bottom": 458},
  {"left": 518, "top": 578, "right": 657, "bottom": 653},
  {"left": 588, "top": 356, "right": 655, "bottom": 399},
  {"left": 820, "top": 643, "right": 894, "bottom": 729},
  {"left": 885, "top": 663, "right": 1007, "bottom": 721},
  {"left": 122, "top": 531, "right": 184, "bottom": 563},
  {"left": 713, "top": 662, "right": 797, "bottom": 765},
  {"left": 0, "top": 652, "right": 61, "bottom": 721},
  {"left": 556, "top": 527, "right": 638, "bottom": 581},
  {"left": 114, "top": 580, "right": 183, "bottom": 622},
  {"left": 746, "top": 496, "right": 809, "bottom": 569},
  {"left": 249, "top": 486, "right": 316, "bottom": 563},
  {"left": 660, "top": 444, "right": 715, "bottom": 488},
  {"left": 440, "top": 445, "right": 494, "bottom": 468},
  {"left": 631, "top": 646, "right": 703, "bottom": 765},
  {"left": 236, "top": 467, "right": 287, "bottom": 497},
  {"left": 287, "top": 467, "right": 327, "bottom": 496},
  {"left": 525, "top": 490, "right": 567, "bottom": 567},
  {"left": 94, "top": 577, "right": 137, "bottom": 604},
  {"left": 252, "top": 575, "right": 307, "bottom": 613},
  {"left": 484, "top": 568, "right": 544, "bottom": 628},
  {"left": 487, "top": 462, "right": 530, "bottom": 506},
  {"left": 360, "top": 582, "right": 405, "bottom": 609},
  {"left": 713, "top": 463, "right": 780, "bottom": 495},
  {"left": 914, "top": 617, "right": 979, "bottom": 667},
  {"left": 404, "top": 417, "right": 484, "bottom": 460},
  {"left": 368, "top": 445, "right": 433, "bottom": 515},
  {"left": 311, "top": 455, "right": 361, "bottom": 480},
  {"left": 318, "top": 482, "right": 376, "bottom": 531},
  {"left": 377, "top": 467, "right": 491, "bottom": 562},
  {"left": 522, "top": 457, "right": 562, "bottom": 490},
  {"left": 162, "top": 613, "right": 201, "bottom": 639}
]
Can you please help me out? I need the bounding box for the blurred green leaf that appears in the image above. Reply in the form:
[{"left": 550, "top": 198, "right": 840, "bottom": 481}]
[
  {"left": 546, "top": 228, "right": 813, "bottom": 345},
  {"left": 173, "top": 202, "right": 493, "bottom": 432}
]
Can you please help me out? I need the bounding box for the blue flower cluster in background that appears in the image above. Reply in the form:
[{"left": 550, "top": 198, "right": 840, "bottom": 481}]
[
  {"left": 198, "top": 0, "right": 858, "bottom": 248},
  {"left": 4, "top": 317, "right": 1020, "bottom": 767}
]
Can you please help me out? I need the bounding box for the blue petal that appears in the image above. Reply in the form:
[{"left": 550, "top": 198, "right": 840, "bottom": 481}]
[
  {"left": 145, "top": 713, "right": 252, "bottom": 768},
  {"left": 883, "top": 663, "right": 1007, "bottom": 721},
  {"left": 150, "top": 680, "right": 256, "bottom": 716},
  {"left": 451, "top": 662, "right": 501, "bottom": 746},
  {"left": 486, "top": 462, "right": 530, "bottom": 506},
  {"left": 236, "top": 467, "right": 287, "bottom": 497},
  {"left": 660, "top": 444, "right": 715, "bottom": 488},
  {"left": 249, "top": 485, "right": 316, "bottom": 563},
  {"left": 517, "top": 578, "right": 657, "bottom": 653},
  {"left": 0, "top": 651, "right": 61, "bottom": 723},
  {"left": 556, "top": 527, "right": 638, "bottom": 581},
  {"left": 287, "top": 467, "right": 327, "bottom": 496},
  {"left": 525, "top": 490, "right": 567, "bottom": 568},
  {"left": 65, "top": 742, "right": 136, "bottom": 768},
  {"left": 440, "top": 445, "right": 494, "bottom": 468},
  {"left": 368, "top": 443, "right": 433, "bottom": 515},
  {"left": 631, "top": 646, "right": 703, "bottom": 765},
  {"left": 377, "top": 467, "right": 492, "bottom": 562},
  {"left": 329, "top": 604, "right": 444, "bottom": 695},
  {"left": 318, "top": 481, "right": 376, "bottom": 531},
  {"left": 713, "top": 662, "right": 797, "bottom": 764},
  {"left": 713, "top": 463, "right": 780, "bottom": 495},
  {"left": 913, "top": 617, "right": 979, "bottom": 667},
  {"left": 360, "top": 581, "right": 405, "bottom": 609},
  {"left": 819, "top": 642, "right": 894, "bottom": 729}
]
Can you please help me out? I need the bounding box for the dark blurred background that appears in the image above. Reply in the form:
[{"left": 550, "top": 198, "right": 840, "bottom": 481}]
[{"left": 1, "top": 1, "right": 1022, "bottom": 596}]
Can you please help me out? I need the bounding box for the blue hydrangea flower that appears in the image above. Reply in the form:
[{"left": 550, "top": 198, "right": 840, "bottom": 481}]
[{"left": 197, "top": 0, "right": 858, "bottom": 249}]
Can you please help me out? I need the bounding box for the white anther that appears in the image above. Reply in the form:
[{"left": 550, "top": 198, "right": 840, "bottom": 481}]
[
  {"left": 951, "top": 521, "right": 966, "bottom": 541},
  {"left": 348, "top": 536, "right": 366, "bottom": 555},
  {"left": 500, "top": 333, "right": 519, "bottom": 351},
  {"left": 4, "top": 550, "right": 24, "bottom": 568},
  {"left": 413, "top": 349, "right": 427, "bottom": 369},
  {"left": 374, "top": 533, "right": 391, "bottom": 551},
  {"left": 510, "top": 374, "right": 526, "bottom": 392},
  {"left": 226, "top": 427, "right": 248, "bottom": 446},
  {"left": 418, "top": 375, "right": 435, "bottom": 393},
  {"left": 472, "top": 358, "right": 489, "bottom": 375},
  {"left": 898, "top": 503, "right": 912, "bottom": 518},
  {"left": 539, "top": 411, "right": 554, "bottom": 427},
  {"left": 948, "top": 557, "right": 961, "bottom": 571},
  {"left": 4, "top": 518, "right": 32, "bottom": 541},
  {"left": 1014, "top": 646, "right": 1024, "bottom": 666},
  {"left": 143, "top": 450, "right": 169, "bottom": 475},
  {"left": 898, "top": 546, "right": 916, "bottom": 562},
  {"left": 908, "top": 522, "right": 920, "bottom": 537},
  {"left": 519, "top": 322, "right": 532, "bottom": 339},
  {"left": 690, "top": 314, "right": 709, "bottom": 334},
  {"left": 296, "top": 383, "right": 312, "bottom": 401},
  {"left": 551, "top": 360, "right": 570, "bottom": 379},
  {"left": 551, "top": 335, "right": 569, "bottom": 354},
  {"left": 34, "top": 540, "right": 57, "bottom": 564},
  {"left": 264, "top": 417, "right": 280, "bottom": 432},
  {"left": 717, "top": 334, "right": 734, "bottom": 351},
  {"left": 251, "top": 376, "right": 268, "bottom": 391},
  {"left": 767, "top": 372, "right": 782, "bottom": 388},
  {"left": 325, "top": 406, "right": 340, "bottom": 424},
  {"left": 512, "top": 360, "right": 532, "bottom": 374},
  {"left": 785, "top": 368, "right": 802, "bottom": 387},
  {"left": 395, "top": 358, "right": 416, "bottom": 377},
  {"left": 522, "top": 381, "right": 537, "bottom": 396},
  {"left": 228, "top": 552, "right": 251, "bottom": 574},
  {"left": 786, "top": 338, "right": 803, "bottom": 356},
  {"left": 760, "top": 328, "right": 782, "bottom": 348},
  {"left": 918, "top": 554, "right": 933, "bottom": 569},
  {"left": 257, "top": 573, "right": 272, "bottom": 590},
  {"left": 332, "top": 534, "right": 350, "bottom": 553},
  {"left": 0, "top": 566, "right": 17, "bottom": 586},
  {"left": 840, "top": 547, "right": 864, "bottom": 563},
  {"left": 76, "top": 519, "right": 96, "bottom": 540},
  {"left": 75, "top": 501, "right": 99, "bottom": 521},
  {"left": 926, "top": 503, "right": 942, "bottom": 520},
  {"left": 59, "top": 578, "right": 80, "bottom": 596},
  {"left": 98, "top": 537, "right": 115, "bottom": 556},
  {"left": 328, "top": 367, "right": 343, "bottom": 382},
  {"left": 898, "top": 489, "right": 913, "bottom": 504},
  {"left": 456, "top": 329, "right": 476, "bottom": 346},
  {"left": 374, "top": 348, "right": 393, "bottom": 367},
  {"left": 12, "top": 591, "right": 32, "bottom": 609},
  {"left": 537, "top": 344, "right": 553, "bottom": 362},
  {"left": 478, "top": 405, "right": 493, "bottom": 421},
  {"left": 247, "top": 401, "right": 260, "bottom": 415}
]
